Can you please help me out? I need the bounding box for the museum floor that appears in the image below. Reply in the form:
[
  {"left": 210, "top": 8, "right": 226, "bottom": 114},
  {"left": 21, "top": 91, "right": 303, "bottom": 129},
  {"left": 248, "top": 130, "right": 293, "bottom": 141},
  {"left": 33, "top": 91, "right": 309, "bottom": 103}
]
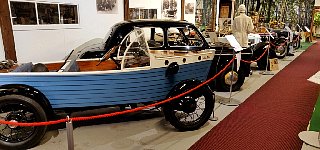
[{"left": 31, "top": 42, "right": 319, "bottom": 150}]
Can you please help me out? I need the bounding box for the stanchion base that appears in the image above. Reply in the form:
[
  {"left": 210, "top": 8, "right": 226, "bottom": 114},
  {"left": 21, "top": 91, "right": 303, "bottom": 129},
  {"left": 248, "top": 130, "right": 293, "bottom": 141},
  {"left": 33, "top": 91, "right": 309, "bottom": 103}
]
[
  {"left": 209, "top": 116, "right": 218, "bottom": 121},
  {"left": 282, "top": 58, "right": 294, "bottom": 61},
  {"left": 299, "top": 131, "right": 320, "bottom": 148},
  {"left": 260, "top": 71, "right": 274, "bottom": 75},
  {"left": 217, "top": 97, "right": 241, "bottom": 106}
]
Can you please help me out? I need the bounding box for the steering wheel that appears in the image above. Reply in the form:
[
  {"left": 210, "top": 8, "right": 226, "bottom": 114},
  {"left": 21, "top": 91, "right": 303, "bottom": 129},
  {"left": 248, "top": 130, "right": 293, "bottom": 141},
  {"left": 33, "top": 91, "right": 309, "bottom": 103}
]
[{"left": 96, "top": 45, "right": 118, "bottom": 66}]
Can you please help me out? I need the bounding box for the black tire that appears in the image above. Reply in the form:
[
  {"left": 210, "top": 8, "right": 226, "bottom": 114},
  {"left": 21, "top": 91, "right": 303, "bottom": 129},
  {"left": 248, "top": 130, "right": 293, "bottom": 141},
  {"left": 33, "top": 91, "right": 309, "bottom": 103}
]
[
  {"left": 0, "top": 95, "right": 47, "bottom": 149},
  {"left": 163, "top": 86, "right": 214, "bottom": 131},
  {"left": 257, "top": 57, "right": 269, "bottom": 71},
  {"left": 257, "top": 48, "right": 277, "bottom": 71},
  {"left": 275, "top": 44, "right": 287, "bottom": 59},
  {"left": 293, "top": 40, "right": 301, "bottom": 49},
  {"left": 217, "top": 66, "right": 245, "bottom": 92}
]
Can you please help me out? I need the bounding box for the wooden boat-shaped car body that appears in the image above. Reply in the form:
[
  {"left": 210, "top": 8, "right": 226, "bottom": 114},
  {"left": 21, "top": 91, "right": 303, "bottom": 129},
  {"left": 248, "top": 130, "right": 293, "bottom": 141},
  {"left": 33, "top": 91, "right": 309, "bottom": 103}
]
[{"left": 0, "top": 26, "right": 215, "bottom": 149}]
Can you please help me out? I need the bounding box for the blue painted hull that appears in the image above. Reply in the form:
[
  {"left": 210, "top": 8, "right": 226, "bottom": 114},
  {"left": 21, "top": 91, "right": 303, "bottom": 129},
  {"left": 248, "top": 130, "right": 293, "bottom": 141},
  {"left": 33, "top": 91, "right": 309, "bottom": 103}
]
[{"left": 0, "top": 61, "right": 211, "bottom": 108}]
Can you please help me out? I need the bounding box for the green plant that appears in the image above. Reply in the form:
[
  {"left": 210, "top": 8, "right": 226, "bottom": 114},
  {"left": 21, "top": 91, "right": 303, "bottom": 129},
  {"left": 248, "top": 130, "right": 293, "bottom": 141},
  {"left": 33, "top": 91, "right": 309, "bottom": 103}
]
[{"left": 314, "top": 12, "right": 320, "bottom": 26}]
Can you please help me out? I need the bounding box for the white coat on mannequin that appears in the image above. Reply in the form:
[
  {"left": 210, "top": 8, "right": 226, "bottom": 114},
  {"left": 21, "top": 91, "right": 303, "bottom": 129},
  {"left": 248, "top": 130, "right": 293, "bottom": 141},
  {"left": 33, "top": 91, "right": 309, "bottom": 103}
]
[{"left": 232, "top": 4, "right": 254, "bottom": 48}]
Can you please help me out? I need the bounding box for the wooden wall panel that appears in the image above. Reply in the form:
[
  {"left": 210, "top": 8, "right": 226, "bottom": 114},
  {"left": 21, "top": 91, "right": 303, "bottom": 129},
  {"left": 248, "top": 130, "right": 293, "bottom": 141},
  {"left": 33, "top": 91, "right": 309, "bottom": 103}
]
[
  {"left": 0, "top": 0, "right": 17, "bottom": 61},
  {"left": 181, "top": 0, "right": 185, "bottom": 20},
  {"left": 124, "top": 0, "right": 129, "bottom": 20}
]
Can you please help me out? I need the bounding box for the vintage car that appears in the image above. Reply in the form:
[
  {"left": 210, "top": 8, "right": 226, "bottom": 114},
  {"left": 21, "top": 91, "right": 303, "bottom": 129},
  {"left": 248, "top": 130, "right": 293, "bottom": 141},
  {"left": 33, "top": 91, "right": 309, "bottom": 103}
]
[
  {"left": 0, "top": 20, "right": 216, "bottom": 149},
  {"left": 77, "top": 20, "right": 253, "bottom": 92},
  {"left": 254, "top": 28, "right": 298, "bottom": 70}
]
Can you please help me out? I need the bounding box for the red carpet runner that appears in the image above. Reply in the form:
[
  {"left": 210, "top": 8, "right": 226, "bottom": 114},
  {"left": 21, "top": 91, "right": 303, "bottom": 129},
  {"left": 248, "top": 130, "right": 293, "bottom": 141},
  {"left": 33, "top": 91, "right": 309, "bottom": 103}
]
[{"left": 190, "top": 43, "right": 320, "bottom": 150}]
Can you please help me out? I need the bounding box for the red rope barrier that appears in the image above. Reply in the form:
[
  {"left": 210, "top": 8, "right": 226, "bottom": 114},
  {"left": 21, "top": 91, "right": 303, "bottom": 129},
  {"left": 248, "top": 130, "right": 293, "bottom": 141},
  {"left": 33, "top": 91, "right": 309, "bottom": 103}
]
[
  {"left": 241, "top": 44, "right": 270, "bottom": 64},
  {"left": 0, "top": 57, "right": 236, "bottom": 127},
  {"left": 292, "top": 35, "right": 301, "bottom": 43},
  {"left": 0, "top": 119, "right": 68, "bottom": 127},
  {"left": 270, "top": 39, "right": 288, "bottom": 48},
  {"left": 241, "top": 35, "right": 300, "bottom": 64}
]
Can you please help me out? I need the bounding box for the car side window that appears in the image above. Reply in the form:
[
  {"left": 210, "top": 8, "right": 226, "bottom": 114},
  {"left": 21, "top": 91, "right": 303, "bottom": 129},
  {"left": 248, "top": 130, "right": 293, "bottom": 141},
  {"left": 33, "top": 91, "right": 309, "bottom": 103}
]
[
  {"left": 121, "top": 28, "right": 150, "bottom": 69},
  {"left": 167, "top": 27, "right": 204, "bottom": 47},
  {"left": 141, "top": 27, "right": 164, "bottom": 48}
]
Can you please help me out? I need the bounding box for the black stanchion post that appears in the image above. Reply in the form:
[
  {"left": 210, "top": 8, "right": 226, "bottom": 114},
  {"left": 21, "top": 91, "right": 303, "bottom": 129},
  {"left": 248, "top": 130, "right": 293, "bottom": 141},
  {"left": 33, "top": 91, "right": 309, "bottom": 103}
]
[
  {"left": 66, "top": 116, "right": 74, "bottom": 150},
  {"left": 219, "top": 50, "right": 241, "bottom": 106},
  {"left": 261, "top": 31, "right": 274, "bottom": 75},
  {"left": 261, "top": 45, "right": 274, "bottom": 75}
]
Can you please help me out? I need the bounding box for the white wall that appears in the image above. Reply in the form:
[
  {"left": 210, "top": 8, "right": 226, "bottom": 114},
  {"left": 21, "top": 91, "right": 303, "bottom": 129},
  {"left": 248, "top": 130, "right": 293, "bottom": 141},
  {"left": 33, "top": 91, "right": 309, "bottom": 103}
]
[
  {"left": 184, "top": 0, "right": 196, "bottom": 24},
  {"left": 316, "top": 0, "right": 320, "bottom": 6},
  {"left": 0, "top": 26, "right": 5, "bottom": 60},
  {"left": 12, "top": 0, "right": 124, "bottom": 63}
]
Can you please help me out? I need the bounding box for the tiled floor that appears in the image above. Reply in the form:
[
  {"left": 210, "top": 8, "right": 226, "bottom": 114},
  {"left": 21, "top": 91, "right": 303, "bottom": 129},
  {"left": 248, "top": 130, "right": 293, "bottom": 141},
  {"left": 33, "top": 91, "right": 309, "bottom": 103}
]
[{"left": 32, "top": 50, "right": 306, "bottom": 150}]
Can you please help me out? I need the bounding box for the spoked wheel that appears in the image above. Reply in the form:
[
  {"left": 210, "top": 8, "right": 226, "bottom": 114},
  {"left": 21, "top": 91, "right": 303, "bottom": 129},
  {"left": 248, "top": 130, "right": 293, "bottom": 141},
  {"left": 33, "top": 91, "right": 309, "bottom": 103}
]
[
  {"left": 163, "top": 87, "right": 214, "bottom": 131},
  {"left": 275, "top": 44, "right": 287, "bottom": 59},
  {"left": 0, "top": 95, "right": 47, "bottom": 149},
  {"left": 217, "top": 66, "right": 245, "bottom": 92},
  {"left": 293, "top": 40, "right": 301, "bottom": 49}
]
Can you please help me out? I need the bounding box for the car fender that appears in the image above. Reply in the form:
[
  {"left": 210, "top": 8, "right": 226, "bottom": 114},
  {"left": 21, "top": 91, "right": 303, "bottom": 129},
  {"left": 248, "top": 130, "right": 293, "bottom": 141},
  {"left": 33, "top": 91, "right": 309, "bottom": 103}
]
[
  {"left": 166, "top": 79, "right": 212, "bottom": 98},
  {"left": 216, "top": 57, "right": 238, "bottom": 71},
  {"left": 0, "top": 84, "right": 54, "bottom": 119}
]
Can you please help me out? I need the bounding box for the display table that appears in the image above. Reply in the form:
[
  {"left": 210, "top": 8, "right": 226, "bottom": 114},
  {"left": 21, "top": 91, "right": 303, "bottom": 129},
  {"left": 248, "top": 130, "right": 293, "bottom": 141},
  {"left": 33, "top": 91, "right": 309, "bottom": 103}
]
[
  {"left": 248, "top": 33, "right": 261, "bottom": 45},
  {"left": 216, "top": 33, "right": 261, "bottom": 46}
]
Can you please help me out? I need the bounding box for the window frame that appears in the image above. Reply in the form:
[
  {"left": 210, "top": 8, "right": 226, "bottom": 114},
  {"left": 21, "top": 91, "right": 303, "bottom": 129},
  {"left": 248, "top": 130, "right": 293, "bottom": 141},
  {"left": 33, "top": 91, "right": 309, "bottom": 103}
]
[
  {"left": 166, "top": 26, "right": 205, "bottom": 48},
  {"left": 37, "top": 3, "right": 60, "bottom": 25},
  {"left": 59, "top": 3, "right": 79, "bottom": 25},
  {"left": 141, "top": 27, "right": 165, "bottom": 49},
  {"left": 9, "top": 1, "right": 38, "bottom": 25},
  {"left": 9, "top": 0, "right": 80, "bottom": 30}
]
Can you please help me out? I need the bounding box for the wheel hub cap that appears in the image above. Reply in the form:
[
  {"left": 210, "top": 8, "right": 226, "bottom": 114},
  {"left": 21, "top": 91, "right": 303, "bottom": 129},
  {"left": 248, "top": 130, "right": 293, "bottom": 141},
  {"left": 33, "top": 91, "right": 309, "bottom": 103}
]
[
  {"left": 6, "top": 113, "right": 22, "bottom": 129},
  {"left": 276, "top": 46, "right": 285, "bottom": 55},
  {"left": 181, "top": 97, "right": 197, "bottom": 113},
  {"left": 225, "top": 71, "right": 238, "bottom": 85},
  {"left": 8, "top": 120, "right": 18, "bottom": 129}
]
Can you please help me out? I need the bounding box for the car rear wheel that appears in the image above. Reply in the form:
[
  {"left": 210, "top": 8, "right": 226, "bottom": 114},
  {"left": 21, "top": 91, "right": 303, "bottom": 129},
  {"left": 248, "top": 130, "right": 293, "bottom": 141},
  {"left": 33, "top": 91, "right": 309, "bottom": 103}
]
[
  {"left": 163, "top": 86, "right": 214, "bottom": 131},
  {"left": 0, "top": 95, "right": 47, "bottom": 149}
]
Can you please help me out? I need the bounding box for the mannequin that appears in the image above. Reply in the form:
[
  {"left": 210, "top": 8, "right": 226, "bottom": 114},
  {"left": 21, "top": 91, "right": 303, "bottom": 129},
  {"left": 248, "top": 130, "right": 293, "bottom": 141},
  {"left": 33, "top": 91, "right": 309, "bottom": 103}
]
[{"left": 232, "top": 4, "right": 254, "bottom": 47}]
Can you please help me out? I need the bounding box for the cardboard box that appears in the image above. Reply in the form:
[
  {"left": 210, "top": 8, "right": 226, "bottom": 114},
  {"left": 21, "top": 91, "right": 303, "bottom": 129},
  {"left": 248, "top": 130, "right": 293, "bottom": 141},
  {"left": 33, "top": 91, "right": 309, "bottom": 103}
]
[{"left": 269, "top": 58, "right": 279, "bottom": 71}]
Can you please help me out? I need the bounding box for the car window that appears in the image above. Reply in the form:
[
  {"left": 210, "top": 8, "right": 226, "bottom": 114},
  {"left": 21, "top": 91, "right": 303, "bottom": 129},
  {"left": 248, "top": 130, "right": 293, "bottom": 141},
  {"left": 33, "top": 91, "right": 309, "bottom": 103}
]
[
  {"left": 141, "top": 27, "right": 164, "bottom": 48},
  {"left": 121, "top": 28, "right": 150, "bottom": 69},
  {"left": 167, "top": 27, "right": 204, "bottom": 47}
]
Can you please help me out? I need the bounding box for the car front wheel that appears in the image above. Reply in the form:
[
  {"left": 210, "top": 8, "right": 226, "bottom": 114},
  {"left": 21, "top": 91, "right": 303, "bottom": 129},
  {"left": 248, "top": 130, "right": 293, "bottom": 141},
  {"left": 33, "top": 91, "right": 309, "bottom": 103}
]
[{"left": 0, "top": 95, "right": 47, "bottom": 149}]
